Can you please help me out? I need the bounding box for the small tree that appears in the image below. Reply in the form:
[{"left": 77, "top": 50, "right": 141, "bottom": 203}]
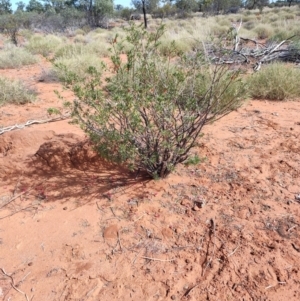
[
  {"left": 0, "top": 12, "right": 34, "bottom": 45},
  {"left": 59, "top": 24, "right": 246, "bottom": 178}
]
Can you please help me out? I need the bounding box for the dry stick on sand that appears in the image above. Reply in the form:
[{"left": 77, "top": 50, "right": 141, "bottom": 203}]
[
  {"left": 117, "top": 231, "right": 123, "bottom": 252},
  {"left": 0, "top": 268, "right": 32, "bottom": 301},
  {"left": 202, "top": 218, "right": 216, "bottom": 277},
  {"left": 140, "top": 256, "right": 175, "bottom": 262},
  {"left": 0, "top": 114, "right": 70, "bottom": 135},
  {"left": 0, "top": 189, "right": 32, "bottom": 210},
  {"left": 182, "top": 219, "right": 216, "bottom": 299},
  {"left": 0, "top": 180, "right": 47, "bottom": 211},
  {"left": 0, "top": 205, "right": 38, "bottom": 220}
]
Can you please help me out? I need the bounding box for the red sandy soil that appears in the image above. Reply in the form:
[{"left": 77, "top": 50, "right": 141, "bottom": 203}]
[{"left": 0, "top": 63, "right": 300, "bottom": 301}]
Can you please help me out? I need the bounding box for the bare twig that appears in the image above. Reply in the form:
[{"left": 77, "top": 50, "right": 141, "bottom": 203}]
[
  {"left": 202, "top": 218, "right": 216, "bottom": 277},
  {"left": 0, "top": 268, "right": 31, "bottom": 301},
  {"left": 182, "top": 283, "right": 200, "bottom": 299},
  {"left": 133, "top": 213, "right": 146, "bottom": 223},
  {"left": 228, "top": 244, "right": 240, "bottom": 257},
  {"left": 117, "top": 231, "right": 123, "bottom": 252},
  {"left": 0, "top": 180, "right": 47, "bottom": 211},
  {"left": 0, "top": 205, "right": 37, "bottom": 220},
  {"left": 96, "top": 201, "right": 105, "bottom": 213},
  {"left": 140, "top": 256, "right": 175, "bottom": 262},
  {"left": 0, "top": 189, "right": 32, "bottom": 210},
  {"left": 265, "top": 282, "right": 286, "bottom": 290},
  {"left": 85, "top": 285, "right": 98, "bottom": 298}
]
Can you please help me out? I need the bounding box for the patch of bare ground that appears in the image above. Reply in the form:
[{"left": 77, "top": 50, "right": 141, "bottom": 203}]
[{"left": 0, "top": 64, "right": 300, "bottom": 301}]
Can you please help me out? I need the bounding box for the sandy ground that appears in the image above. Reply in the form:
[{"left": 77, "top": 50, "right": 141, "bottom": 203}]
[{"left": 0, "top": 63, "right": 300, "bottom": 301}]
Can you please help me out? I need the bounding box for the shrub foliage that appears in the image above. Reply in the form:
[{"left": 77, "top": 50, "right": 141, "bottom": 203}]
[{"left": 60, "top": 24, "right": 246, "bottom": 178}]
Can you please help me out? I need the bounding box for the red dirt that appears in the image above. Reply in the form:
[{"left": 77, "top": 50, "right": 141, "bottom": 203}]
[{"left": 0, "top": 63, "right": 300, "bottom": 301}]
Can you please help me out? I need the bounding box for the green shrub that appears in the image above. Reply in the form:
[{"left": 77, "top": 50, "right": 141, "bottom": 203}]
[
  {"left": 58, "top": 24, "right": 246, "bottom": 178},
  {"left": 248, "top": 63, "right": 300, "bottom": 100},
  {"left": 0, "top": 77, "right": 36, "bottom": 106},
  {"left": 25, "top": 34, "right": 64, "bottom": 57},
  {"left": 0, "top": 44, "right": 37, "bottom": 68}
]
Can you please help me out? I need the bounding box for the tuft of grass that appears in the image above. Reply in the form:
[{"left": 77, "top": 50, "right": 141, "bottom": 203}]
[
  {"left": 254, "top": 24, "right": 274, "bottom": 39},
  {"left": 25, "top": 34, "right": 64, "bottom": 57},
  {"left": 209, "top": 25, "right": 229, "bottom": 38},
  {"left": 0, "top": 44, "right": 37, "bottom": 69},
  {"left": 248, "top": 63, "right": 300, "bottom": 101},
  {"left": 184, "top": 154, "right": 206, "bottom": 166},
  {"left": 19, "top": 29, "right": 34, "bottom": 40},
  {"left": 73, "top": 34, "right": 86, "bottom": 44},
  {"left": 244, "top": 21, "right": 256, "bottom": 30},
  {"left": 53, "top": 53, "right": 105, "bottom": 82},
  {"left": 0, "top": 77, "right": 36, "bottom": 106},
  {"left": 75, "top": 29, "right": 85, "bottom": 35},
  {"left": 54, "top": 43, "right": 87, "bottom": 59}
]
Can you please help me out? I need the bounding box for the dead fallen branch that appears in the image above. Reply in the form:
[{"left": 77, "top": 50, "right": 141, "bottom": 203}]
[
  {"left": 0, "top": 114, "right": 70, "bottom": 135},
  {"left": 205, "top": 26, "right": 300, "bottom": 70}
]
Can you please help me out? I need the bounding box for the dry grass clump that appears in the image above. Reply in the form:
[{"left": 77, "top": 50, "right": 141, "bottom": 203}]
[
  {"left": 281, "top": 13, "right": 296, "bottom": 20},
  {"left": 19, "top": 29, "right": 34, "bottom": 40},
  {"left": 0, "top": 44, "right": 37, "bottom": 69},
  {"left": 73, "top": 34, "right": 86, "bottom": 44},
  {"left": 86, "top": 40, "right": 111, "bottom": 56},
  {"left": 25, "top": 34, "right": 65, "bottom": 57},
  {"left": 217, "top": 18, "right": 231, "bottom": 27},
  {"left": 270, "top": 30, "right": 293, "bottom": 41},
  {"left": 0, "top": 76, "right": 36, "bottom": 106},
  {"left": 158, "top": 30, "right": 200, "bottom": 55},
  {"left": 248, "top": 63, "right": 300, "bottom": 101},
  {"left": 75, "top": 29, "right": 85, "bottom": 35},
  {"left": 254, "top": 24, "right": 274, "bottom": 39},
  {"left": 209, "top": 24, "right": 229, "bottom": 37},
  {"left": 54, "top": 43, "right": 87, "bottom": 59},
  {"left": 244, "top": 20, "right": 256, "bottom": 30},
  {"left": 53, "top": 53, "right": 105, "bottom": 82}
]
